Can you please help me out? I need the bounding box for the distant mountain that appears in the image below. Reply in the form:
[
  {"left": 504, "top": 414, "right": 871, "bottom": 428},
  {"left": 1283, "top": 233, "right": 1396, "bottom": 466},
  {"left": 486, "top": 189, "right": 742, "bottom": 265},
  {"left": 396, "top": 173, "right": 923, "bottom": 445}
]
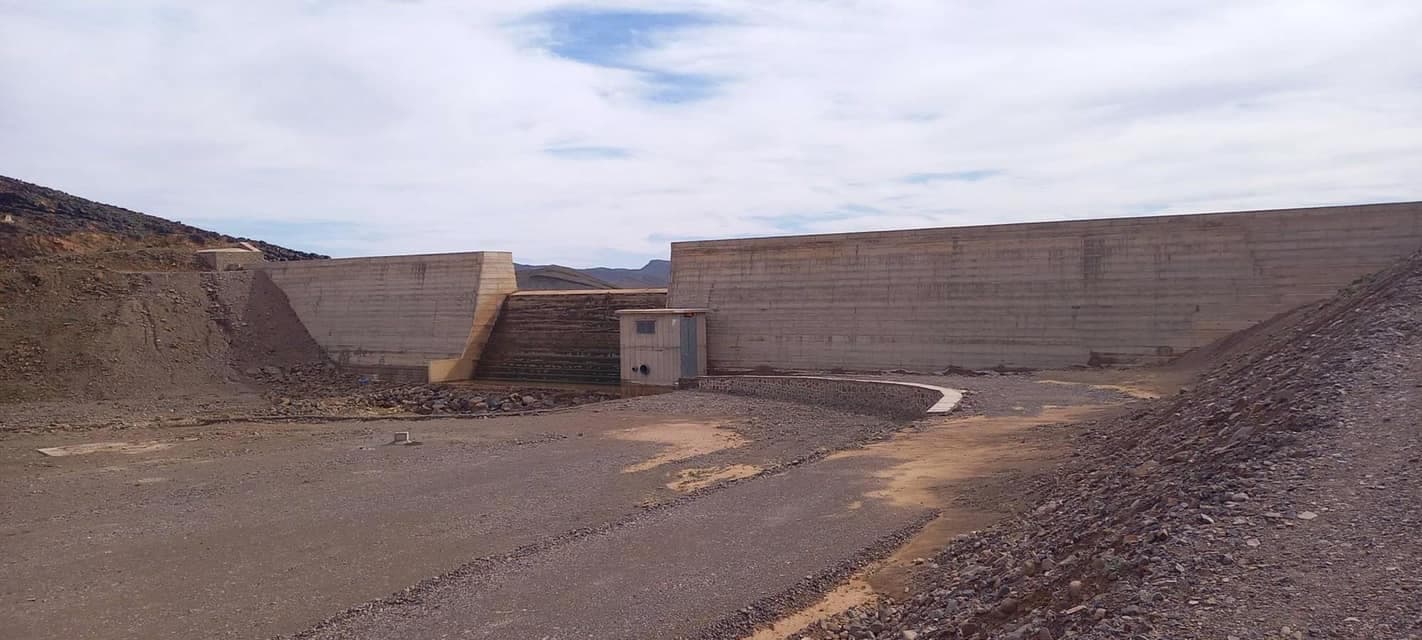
[
  {"left": 515, "top": 259, "right": 669, "bottom": 290},
  {"left": 582, "top": 259, "right": 671, "bottom": 288},
  {"left": 0, "top": 175, "right": 324, "bottom": 262}
]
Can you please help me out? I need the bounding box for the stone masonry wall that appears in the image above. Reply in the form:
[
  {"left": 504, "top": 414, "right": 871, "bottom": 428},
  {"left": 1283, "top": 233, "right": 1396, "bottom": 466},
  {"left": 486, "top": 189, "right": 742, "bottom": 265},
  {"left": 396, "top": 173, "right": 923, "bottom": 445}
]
[
  {"left": 669, "top": 202, "right": 1422, "bottom": 372},
  {"left": 687, "top": 376, "right": 943, "bottom": 420},
  {"left": 477, "top": 289, "right": 667, "bottom": 385}
]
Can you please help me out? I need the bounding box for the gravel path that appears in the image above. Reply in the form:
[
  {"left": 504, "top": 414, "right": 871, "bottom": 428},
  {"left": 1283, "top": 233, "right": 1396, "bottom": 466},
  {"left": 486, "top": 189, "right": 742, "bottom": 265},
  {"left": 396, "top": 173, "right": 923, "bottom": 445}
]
[
  {"left": 0, "top": 394, "right": 907, "bottom": 640},
  {"left": 294, "top": 454, "right": 934, "bottom": 640}
]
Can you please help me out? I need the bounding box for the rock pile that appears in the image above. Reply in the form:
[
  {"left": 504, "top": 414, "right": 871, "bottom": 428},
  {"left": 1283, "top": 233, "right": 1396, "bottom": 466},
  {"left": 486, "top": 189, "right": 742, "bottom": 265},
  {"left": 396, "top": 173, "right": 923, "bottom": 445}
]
[
  {"left": 802, "top": 251, "right": 1422, "bottom": 640},
  {"left": 246, "top": 363, "right": 616, "bottom": 416},
  {"left": 352, "top": 385, "right": 611, "bottom": 415}
]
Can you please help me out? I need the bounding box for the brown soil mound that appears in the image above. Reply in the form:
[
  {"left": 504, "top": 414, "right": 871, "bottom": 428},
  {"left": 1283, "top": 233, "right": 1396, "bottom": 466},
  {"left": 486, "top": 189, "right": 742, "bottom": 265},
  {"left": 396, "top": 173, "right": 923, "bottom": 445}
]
[
  {"left": 0, "top": 262, "right": 323, "bottom": 402},
  {"left": 0, "top": 175, "right": 333, "bottom": 404},
  {"left": 803, "top": 249, "right": 1422, "bottom": 639}
]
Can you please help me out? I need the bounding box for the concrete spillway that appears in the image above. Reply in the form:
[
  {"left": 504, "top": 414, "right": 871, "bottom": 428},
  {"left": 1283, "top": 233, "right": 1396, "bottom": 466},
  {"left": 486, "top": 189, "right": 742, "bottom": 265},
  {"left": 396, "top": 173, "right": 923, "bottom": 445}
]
[{"left": 476, "top": 289, "right": 667, "bottom": 385}]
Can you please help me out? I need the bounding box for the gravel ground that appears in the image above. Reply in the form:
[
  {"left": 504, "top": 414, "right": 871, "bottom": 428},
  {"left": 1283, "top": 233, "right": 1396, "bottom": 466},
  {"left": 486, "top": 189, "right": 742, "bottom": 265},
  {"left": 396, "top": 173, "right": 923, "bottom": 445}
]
[
  {"left": 291, "top": 454, "right": 936, "bottom": 640},
  {"left": 0, "top": 378, "right": 619, "bottom": 437},
  {"left": 0, "top": 392, "right": 933, "bottom": 640},
  {"left": 0, "top": 315, "right": 1149, "bottom": 640}
]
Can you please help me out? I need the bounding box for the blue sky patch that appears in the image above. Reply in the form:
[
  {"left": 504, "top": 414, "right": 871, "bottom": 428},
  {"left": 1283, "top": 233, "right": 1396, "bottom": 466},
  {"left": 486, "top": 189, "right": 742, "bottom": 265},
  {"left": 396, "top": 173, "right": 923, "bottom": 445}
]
[
  {"left": 536, "top": 7, "right": 718, "bottom": 67},
  {"left": 903, "top": 169, "right": 1002, "bottom": 184},
  {"left": 543, "top": 145, "right": 632, "bottom": 159},
  {"left": 526, "top": 7, "right": 725, "bottom": 103},
  {"left": 201, "top": 219, "right": 365, "bottom": 256},
  {"left": 642, "top": 71, "right": 719, "bottom": 103}
]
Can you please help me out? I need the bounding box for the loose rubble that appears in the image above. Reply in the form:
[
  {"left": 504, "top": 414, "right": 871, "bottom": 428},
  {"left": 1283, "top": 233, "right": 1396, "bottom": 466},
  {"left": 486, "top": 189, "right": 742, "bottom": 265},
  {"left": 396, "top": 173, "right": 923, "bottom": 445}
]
[{"left": 246, "top": 362, "right": 616, "bottom": 416}]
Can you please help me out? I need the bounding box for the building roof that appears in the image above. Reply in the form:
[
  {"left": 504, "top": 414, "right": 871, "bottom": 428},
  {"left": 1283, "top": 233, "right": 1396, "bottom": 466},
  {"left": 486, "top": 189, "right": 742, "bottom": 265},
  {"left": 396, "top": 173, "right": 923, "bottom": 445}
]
[{"left": 614, "top": 308, "right": 709, "bottom": 315}]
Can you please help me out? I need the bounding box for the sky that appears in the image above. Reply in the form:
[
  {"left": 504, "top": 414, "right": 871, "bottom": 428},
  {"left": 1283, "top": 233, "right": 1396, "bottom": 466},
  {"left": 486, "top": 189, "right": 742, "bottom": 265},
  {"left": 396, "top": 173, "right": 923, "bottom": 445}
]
[{"left": 1, "top": 1, "right": 1419, "bottom": 267}]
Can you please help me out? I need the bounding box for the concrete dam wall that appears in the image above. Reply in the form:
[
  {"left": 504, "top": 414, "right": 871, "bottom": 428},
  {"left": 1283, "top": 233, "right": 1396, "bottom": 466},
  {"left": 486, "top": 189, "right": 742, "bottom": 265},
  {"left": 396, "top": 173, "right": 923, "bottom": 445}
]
[
  {"left": 669, "top": 202, "right": 1422, "bottom": 372},
  {"left": 477, "top": 289, "right": 667, "bottom": 385},
  {"left": 259, "top": 252, "right": 517, "bottom": 381}
]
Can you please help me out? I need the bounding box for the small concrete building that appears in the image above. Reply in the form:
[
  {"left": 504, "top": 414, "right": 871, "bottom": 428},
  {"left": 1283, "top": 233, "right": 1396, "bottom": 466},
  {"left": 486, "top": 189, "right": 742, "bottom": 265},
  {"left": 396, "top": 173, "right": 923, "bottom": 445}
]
[
  {"left": 196, "top": 244, "right": 265, "bottom": 271},
  {"left": 616, "top": 308, "right": 708, "bottom": 388}
]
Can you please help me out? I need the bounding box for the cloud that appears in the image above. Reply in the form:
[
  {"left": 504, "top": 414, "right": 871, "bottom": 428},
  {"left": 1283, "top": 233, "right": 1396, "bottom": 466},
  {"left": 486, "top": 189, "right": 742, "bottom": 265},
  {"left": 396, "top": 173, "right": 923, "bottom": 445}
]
[
  {"left": 544, "top": 145, "right": 633, "bottom": 159},
  {"left": 903, "top": 170, "right": 1001, "bottom": 184},
  {"left": 750, "top": 203, "right": 886, "bottom": 234},
  {"left": 0, "top": 1, "right": 1419, "bottom": 267}
]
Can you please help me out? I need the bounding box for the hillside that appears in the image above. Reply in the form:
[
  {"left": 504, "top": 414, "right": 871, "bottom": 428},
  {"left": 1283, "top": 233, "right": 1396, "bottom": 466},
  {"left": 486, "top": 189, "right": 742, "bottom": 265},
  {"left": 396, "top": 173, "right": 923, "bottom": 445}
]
[
  {"left": 0, "top": 175, "right": 324, "bottom": 263},
  {"left": 0, "top": 175, "right": 329, "bottom": 402},
  {"left": 516, "top": 259, "right": 670, "bottom": 289}
]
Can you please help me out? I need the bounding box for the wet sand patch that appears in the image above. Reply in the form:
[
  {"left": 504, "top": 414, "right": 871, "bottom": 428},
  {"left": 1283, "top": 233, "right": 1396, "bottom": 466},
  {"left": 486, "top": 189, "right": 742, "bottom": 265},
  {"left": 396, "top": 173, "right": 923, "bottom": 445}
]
[
  {"left": 609, "top": 420, "right": 747, "bottom": 473},
  {"left": 666, "top": 464, "right": 762, "bottom": 491}
]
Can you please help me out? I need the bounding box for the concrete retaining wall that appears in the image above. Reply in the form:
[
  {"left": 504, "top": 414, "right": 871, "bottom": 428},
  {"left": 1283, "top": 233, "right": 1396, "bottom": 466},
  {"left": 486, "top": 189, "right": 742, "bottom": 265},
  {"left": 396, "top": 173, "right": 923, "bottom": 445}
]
[
  {"left": 687, "top": 376, "right": 946, "bottom": 420},
  {"left": 670, "top": 202, "right": 1422, "bottom": 372},
  {"left": 259, "top": 252, "right": 517, "bottom": 381},
  {"left": 476, "top": 289, "right": 668, "bottom": 385}
]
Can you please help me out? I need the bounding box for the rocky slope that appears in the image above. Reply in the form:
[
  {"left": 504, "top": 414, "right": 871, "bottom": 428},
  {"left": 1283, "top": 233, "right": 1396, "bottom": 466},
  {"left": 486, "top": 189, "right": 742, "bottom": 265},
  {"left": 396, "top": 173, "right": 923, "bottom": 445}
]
[
  {"left": 0, "top": 266, "right": 323, "bottom": 402},
  {"left": 798, "top": 251, "right": 1422, "bottom": 639},
  {"left": 0, "top": 176, "right": 331, "bottom": 404},
  {"left": 0, "top": 175, "right": 324, "bottom": 262}
]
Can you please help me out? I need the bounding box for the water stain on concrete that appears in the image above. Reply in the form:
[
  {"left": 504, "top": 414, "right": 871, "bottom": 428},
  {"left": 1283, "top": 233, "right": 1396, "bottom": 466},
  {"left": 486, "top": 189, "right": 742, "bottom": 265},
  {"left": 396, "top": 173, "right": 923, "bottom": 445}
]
[{"left": 609, "top": 420, "right": 747, "bottom": 473}]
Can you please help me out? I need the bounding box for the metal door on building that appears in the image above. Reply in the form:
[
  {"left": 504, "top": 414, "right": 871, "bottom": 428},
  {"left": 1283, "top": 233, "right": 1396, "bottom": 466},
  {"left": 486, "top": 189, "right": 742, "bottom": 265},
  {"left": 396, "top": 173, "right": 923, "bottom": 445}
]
[{"left": 679, "top": 317, "right": 699, "bottom": 379}]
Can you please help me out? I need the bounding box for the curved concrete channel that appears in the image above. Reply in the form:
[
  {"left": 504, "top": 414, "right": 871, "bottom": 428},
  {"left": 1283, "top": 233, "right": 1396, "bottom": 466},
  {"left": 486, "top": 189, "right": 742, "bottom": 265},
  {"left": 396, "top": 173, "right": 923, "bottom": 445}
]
[
  {"left": 688, "top": 375, "right": 965, "bottom": 420},
  {"left": 779, "top": 376, "right": 965, "bottom": 414}
]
